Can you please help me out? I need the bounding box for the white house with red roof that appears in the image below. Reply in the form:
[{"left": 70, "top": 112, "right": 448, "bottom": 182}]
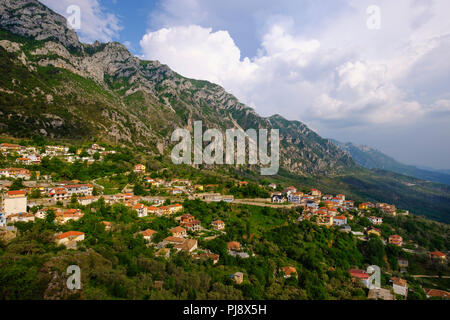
[{"left": 2, "top": 190, "right": 27, "bottom": 216}]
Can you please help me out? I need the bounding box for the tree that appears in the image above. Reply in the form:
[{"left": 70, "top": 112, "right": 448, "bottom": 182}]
[
  {"left": 93, "top": 152, "right": 100, "bottom": 160},
  {"left": 9, "top": 179, "right": 25, "bottom": 191}
]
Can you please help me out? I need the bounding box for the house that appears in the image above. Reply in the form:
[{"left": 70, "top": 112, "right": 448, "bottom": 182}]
[
  {"left": 180, "top": 214, "right": 195, "bottom": 224},
  {"left": 287, "top": 192, "right": 303, "bottom": 204},
  {"left": 271, "top": 193, "right": 285, "bottom": 203},
  {"left": 344, "top": 200, "right": 354, "bottom": 208},
  {"left": 167, "top": 203, "right": 183, "bottom": 214},
  {"left": 268, "top": 183, "right": 277, "bottom": 190},
  {"left": 55, "top": 209, "right": 83, "bottom": 224},
  {"left": 390, "top": 277, "right": 408, "bottom": 298},
  {"left": 429, "top": 251, "right": 447, "bottom": 262},
  {"left": 55, "top": 231, "right": 85, "bottom": 247},
  {"left": 239, "top": 181, "right": 248, "bottom": 186},
  {"left": 310, "top": 189, "right": 322, "bottom": 197},
  {"left": 368, "top": 216, "right": 383, "bottom": 225},
  {"left": 349, "top": 269, "right": 370, "bottom": 288},
  {"left": 389, "top": 235, "right": 403, "bottom": 246},
  {"left": 306, "top": 200, "right": 318, "bottom": 210},
  {"left": 282, "top": 186, "right": 297, "bottom": 196},
  {"left": 8, "top": 212, "right": 35, "bottom": 223},
  {"left": 183, "top": 220, "right": 201, "bottom": 232},
  {"left": 281, "top": 266, "right": 297, "bottom": 279},
  {"left": 367, "top": 226, "right": 382, "bottom": 237},
  {"left": 0, "top": 168, "right": 31, "bottom": 180},
  {"left": 163, "top": 236, "right": 185, "bottom": 245},
  {"left": 170, "top": 226, "right": 187, "bottom": 238},
  {"left": 333, "top": 215, "right": 347, "bottom": 226},
  {"left": 140, "top": 229, "right": 157, "bottom": 242},
  {"left": 78, "top": 196, "right": 99, "bottom": 206},
  {"left": 49, "top": 187, "right": 70, "bottom": 201},
  {"left": 336, "top": 194, "right": 346, "bottom": 201},
  {"left": 358, "top": 202, "right": 371, "bottom": 210},
  {"left": 232, "top": 272, "right": 244, "bottom": 285},
  {"left": 64, "top": 184, "right": 93, "bottom": 197},
  {"left": 147, "top": 206, "right": 160, "bottom": 215},
  {"left": 133, "top": 203, "right": 148, "bottom": 218},
  {"left": 2, "top": 190, "right": 27, "bottom": 216},
  {"left": 134, "top": 164, "right": 146, "bottom": 173},
  {"left": 211, "top": 220, "right": 225, "bottom": 230},
  {"left": 174, "top": 239, "right": 198, "bottom": 253},
  {"left": 318, "top": 215, "right": 333, "bottom": 226},
  {"left": 197, "top": 253, "right": 220, "bottom": 264},
  {"left": 102, "top": 221, "right": 112, "bottom": 231},
  {"left": 227, "top": 241, "right": 241, "bottom": 252},
  {"left": 424, "top": 289, "right": 450, "bottom": 299},
  {"left": 169, "top": 188, "right": 183, "bottom": 196}
]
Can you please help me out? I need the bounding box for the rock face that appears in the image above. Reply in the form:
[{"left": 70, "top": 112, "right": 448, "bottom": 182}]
[
  {"left": 0, "top": 0, "right": 82, "bottom": 51},
  {"left": 0, "top": 0, "right": 355, "bottom": 176}
]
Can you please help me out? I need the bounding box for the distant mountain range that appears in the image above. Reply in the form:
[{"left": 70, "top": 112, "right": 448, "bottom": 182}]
[{"left": 331, "top": 140, "right": 450, "bottom": 186}]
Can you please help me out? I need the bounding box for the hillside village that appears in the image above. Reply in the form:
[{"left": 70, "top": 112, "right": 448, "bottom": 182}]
[{"left": 0, "top": 141, "right": 448, "bottom": 300}]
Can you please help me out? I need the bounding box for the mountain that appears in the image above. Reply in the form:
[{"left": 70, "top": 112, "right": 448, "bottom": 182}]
[
  {"left": 332, "top": 140, "right": 450, "bottom": 186},
  {"left": 0, "top": 0, "right": 355, "bottom": 176},
  {"left": 0, "top": 0, "right": 449, "bottom": 222}
]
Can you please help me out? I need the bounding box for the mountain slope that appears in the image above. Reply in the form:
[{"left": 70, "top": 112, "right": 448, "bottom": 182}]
[
  {"left": 332, "top": 140, "right": 450, "bottom": 186},
  {"left": 0, "top": 0, "right": 449, "bottom": 222},
  {"left": 0, "top": 0, "right": 355, "bottom": 176}
]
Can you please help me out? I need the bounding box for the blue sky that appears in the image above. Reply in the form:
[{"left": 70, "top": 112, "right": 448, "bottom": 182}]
[{"left": 41, "top": 0, "right": 450, "bottom": 169}]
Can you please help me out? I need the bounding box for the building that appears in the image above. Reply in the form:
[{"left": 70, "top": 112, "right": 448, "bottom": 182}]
[
  {"left": 64, "top": 184, "right": 93, "bottom": 197},
  {"left": 78, "top": 196, "right": 99, "bottom": 206},
  {"left": 163, "top": 236, "right": 185, "bottom": 245},
  {"left": 140, "top": 229, "right": 156, "bottom": 242},
  {"left": 333, "top": 215, "right": 347, "bottom": 226},
  {"left": 8, "top": 212, "right": 35, "bottom": 223},
  {"left": 349, "top": 269, "right": 370, "bottom": 288},
  {"left": 174, "top": 239, "right": 198, "bottom": 253},
  {"left": 183, "top": 220, "right": 201, "bottom": 232},
  {"left": 2, "top": 190, "right": 27, "bottom": 216},
  {"left": 133, "top": 203, "right": 148, "bottom": 218},
  {"left": 102, "top": 221, "right": 112, "bottom": 231},
  {"left": 389, "top": 235, "right": 403, "bottom": 246},
  {"left": 429, "top": 251, "right": 447, "bottom": 262},
  {"left": 170, "top": 226, "right": 187, "bottom": 238},
  {"left": 281, "top": 266, "right": 297, "bottom": 279},
  {"left": 211, "top": 220, "right": 225, "bottom": 230},
  {"left": 271, "top": 193, "right": 285, "bottom": 203},
  {"left": 180, "top": 214, "right": 195, "bottom": 224},
  {"left": 227, "top": 241, "right": 241, "bottom": 252},
  {"left": 282, "top": 186, "right": 297, "bottom": 196},
  {"left": 368, "top": 216, "right": 383, "bottom": 225},
  {"left": 134, "top": 164, "right": 146, "bottom": 173},
  {"left": 287, "top": 192, "right": 303, "bottom": 204},
  {"left": 49, "top": 187, "right": 70, "bottom": 201},
  {"left": 390, "top": 277, "right": 408, "bottom": 298},
  {"left": 268, "top": 183, "right": 277, "bottom": 190},
  {"left": 424, "top": 289, "right": 450, "bottom": 299},
  {"left": 55, "top": 209, "right": 83, "bottom": 224},
  {"left": 55, "top": 231, "right": 85, "bottom": 246},
  {"left": 367, "top": 227, "right": 382, "bottom": 237},
  {"left": 310, "top": 189, "right": 322, "bottom": 197}
]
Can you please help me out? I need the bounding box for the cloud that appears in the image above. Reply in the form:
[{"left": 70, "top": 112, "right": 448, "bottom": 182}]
[{"left": 41, "top": 0, "right": 122, "bottom": 43}]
